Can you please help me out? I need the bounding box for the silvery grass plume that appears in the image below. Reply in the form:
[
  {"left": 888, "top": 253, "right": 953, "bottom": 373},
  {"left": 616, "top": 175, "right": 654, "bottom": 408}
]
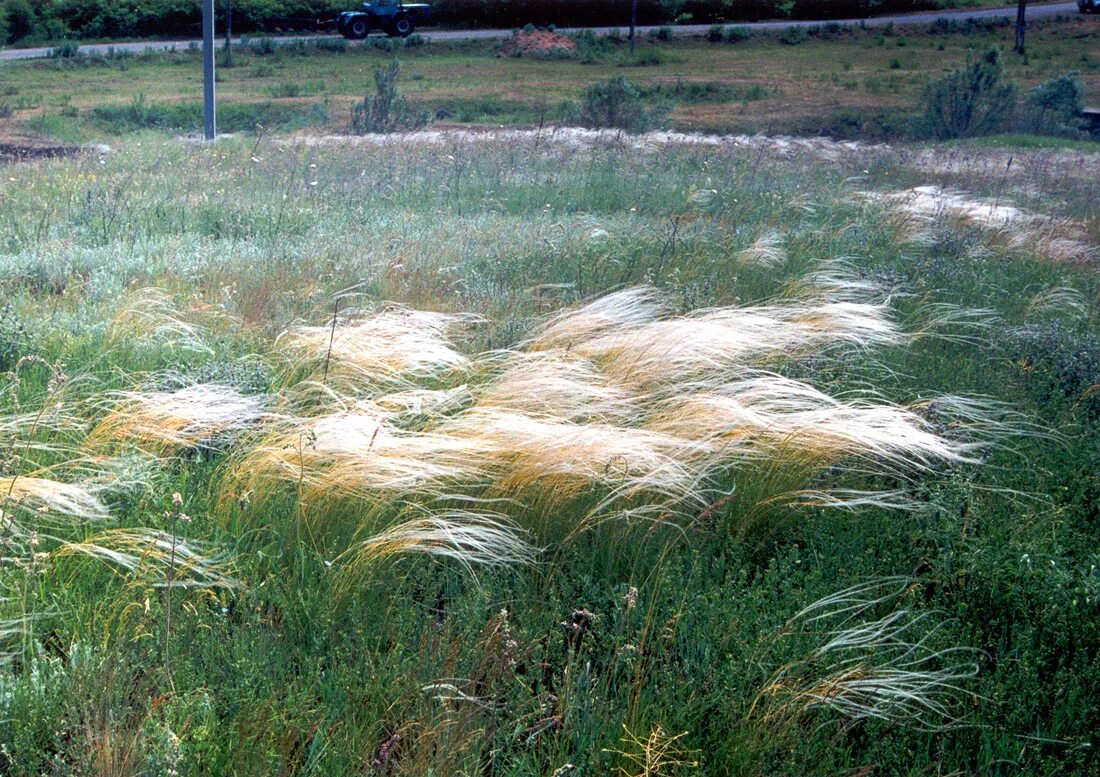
[
  {"left": 0, "top": 477, "right": 109, "bottom": 556},
  {"left": 737, "top": 230, "right": 788, "bottom": 268},
  {"left": 345, "top": 510, "right": 539, "bottom": 574},
  {"left": 0, "top": 407, "right": 88, "bottom": 458},
  {"left": 475, "top": 351, "right": 635, "bottom": 424},
  {"left": 57, "top": 528, "right": 239, "bottom": 589},
  {"left": 276, "top": 306, "right": 474, "bottom": 393},
  {"left": 87, "top": 383, "right": 266, "bottom": 456},
  {"left": 859, "top": 186, "right": 1095, "bottom": 264},
  {"left": 226, "top": 410, "right": 494, "bottom": 503},
  {"left": 105, "top": 287, "right": 217, "bottom": 355},
  {"left": 647, "top": 373, "right": 981, "bottom": 478},
  {"left": 224, "top": 277, "right": 1018, "bottom": 552},
  {"left": 69, "top": 452, "right": 162, "bottom": 501},
  {"left": 0, "top": 616, "right": 31, "bottom": 666},
  {"left": 570, "top": 301, "right": 902, "bottom": 389},
  {"left": 1026, "top": 286, "right": 1090, "bottom": 320},
  {"left": 437, "top": 408, "right": 705, "bottom": 504},
  {"left": 751, "top": 578, "right": 980, "bottom": 732},
  {"left": 522, "top": 287, "right": 666, "bottom": 352},
  {"left": 1, "top": 476, "right": 111, "bottom": 528}
]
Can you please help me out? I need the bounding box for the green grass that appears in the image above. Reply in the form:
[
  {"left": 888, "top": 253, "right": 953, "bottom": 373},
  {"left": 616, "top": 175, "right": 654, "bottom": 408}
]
[
  {"left": 0, "top": 127, "right": 1096, "bottom": 775},
  {"left": 1, "top": 15, "right": 1098, "bottom": 142}
]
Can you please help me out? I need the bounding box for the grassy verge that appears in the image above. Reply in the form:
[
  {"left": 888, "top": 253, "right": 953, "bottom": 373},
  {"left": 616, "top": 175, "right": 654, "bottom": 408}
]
[{"left": 0, "top": 14, "right": 1097, "bottom": 143}]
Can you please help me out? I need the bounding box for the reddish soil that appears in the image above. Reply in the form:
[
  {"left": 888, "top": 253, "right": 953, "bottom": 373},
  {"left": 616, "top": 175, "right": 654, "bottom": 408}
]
[{"left": 497, "top": 30, "right": 578, "bottom": 58}]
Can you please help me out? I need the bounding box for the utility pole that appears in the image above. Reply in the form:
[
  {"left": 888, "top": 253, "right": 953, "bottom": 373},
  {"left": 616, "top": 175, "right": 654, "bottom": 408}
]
[
  {"left": 203, "top": 0, "right": 216, "bottom": 140},
  {"left": 629, "top": 0, "right": 638, "bottom": 54},
  {"left": 1014, "top": 0, "right": 1027, "bottom": 54},
  {"left": 224, "top": 0, "right": 233, "bottom": 67}
]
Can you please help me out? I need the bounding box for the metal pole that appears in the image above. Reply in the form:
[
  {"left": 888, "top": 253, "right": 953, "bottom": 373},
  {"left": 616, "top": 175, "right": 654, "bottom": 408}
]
[{"left": 202, "top": 0, "right": 216, "bottom": 140}]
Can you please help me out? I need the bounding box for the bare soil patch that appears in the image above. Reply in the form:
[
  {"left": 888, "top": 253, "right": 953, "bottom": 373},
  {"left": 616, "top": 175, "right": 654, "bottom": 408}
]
[{"left": 496, "top": 30, "right": 578, "bottom": 58}]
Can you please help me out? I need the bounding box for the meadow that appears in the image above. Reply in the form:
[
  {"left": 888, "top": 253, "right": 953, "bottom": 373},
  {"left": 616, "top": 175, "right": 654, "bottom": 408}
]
[
  {"left": 0, "top": 13, "right": 1098, "bottom": 775},
  {"left": 1, "top": 13, "right": 1098, "bottom": 142},
  {"left": 0, "top": 123, "right": 1095, "bottom": 774}
]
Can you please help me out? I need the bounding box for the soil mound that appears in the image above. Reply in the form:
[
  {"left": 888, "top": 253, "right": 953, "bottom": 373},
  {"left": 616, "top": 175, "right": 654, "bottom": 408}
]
[{"left": 497, "top": 30, "right": 578, "bottom": 58}]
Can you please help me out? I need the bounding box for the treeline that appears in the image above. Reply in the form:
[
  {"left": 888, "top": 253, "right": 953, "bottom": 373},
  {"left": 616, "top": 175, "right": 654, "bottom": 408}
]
[
  {"left": 1, "top": 0, "right": 953, "bottom": 45},
  {"left": 430, "top": 1, "right": 945, "bottom": 27},
  {"left": 0, "top": 1, "right": 345, "bottom": 42}
]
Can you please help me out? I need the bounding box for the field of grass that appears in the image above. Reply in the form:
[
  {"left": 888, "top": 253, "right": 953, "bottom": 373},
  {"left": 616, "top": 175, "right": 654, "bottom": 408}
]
[
  {"left": 1, "top": 13, "right": 1098, "bottom": 143},
  {"left": 0, "top": 112, "right": 1096, "bottom": 775}
]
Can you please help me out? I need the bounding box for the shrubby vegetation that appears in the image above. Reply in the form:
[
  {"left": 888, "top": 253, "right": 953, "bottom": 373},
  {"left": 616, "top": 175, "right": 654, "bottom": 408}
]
[
  {"left": 920, "top": 47, "right": 1017, "bottom": 140},
  {"left": 1, "top": 0, "right": 996, "bottom": 45},
  {"left": 350, "top": 59, "right": 429, "bottom": 133},
  {"left": 917, "top": 47, "right": 1090, "bottom": 140},
  {"left": 579, "top": 74, "right": 662, "bottom": 131}
]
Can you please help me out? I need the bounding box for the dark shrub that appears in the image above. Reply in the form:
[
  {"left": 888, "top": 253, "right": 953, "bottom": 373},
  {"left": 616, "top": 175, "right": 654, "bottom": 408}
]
[
  {"left": 580, "top": 75, "right": 658, "bottom": 132},
  {"left": 1022, "top": 72, "right": 1087, "bottom": 138},
  {"left": 919, "top": 47, "right": 1016, "bottom": 139},
  {"left": 351, "top": 60, "right": 429, "bottom": 134}
]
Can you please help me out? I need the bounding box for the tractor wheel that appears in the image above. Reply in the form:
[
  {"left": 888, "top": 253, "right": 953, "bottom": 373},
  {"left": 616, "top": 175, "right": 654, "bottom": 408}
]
[
  {"left": 392, "top": 16, "right": 414, "bottom": 38},
  {"left": 345, "top": 18, "right": 370, "bottom": 40}
]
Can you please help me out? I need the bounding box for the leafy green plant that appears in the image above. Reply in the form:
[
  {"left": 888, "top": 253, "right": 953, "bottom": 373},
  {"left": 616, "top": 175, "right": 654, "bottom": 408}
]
[
  {"left": 918, "top": 47, "right": 1016, "bottom": 140},
  {"left": 351, "top": 60, "right": 429, "bottom": 135},
  {"left": 580, "top": 76, "right": 662, "bottom": 133},
  {"left": 50, "top": 41, "right": 80, "bottom": 59},
  {"left": 780, "top": 26, "right": 808, "bottom": 45},
  {"left": 1022, "top": 72, "right": 1087, "bottom": 138},
  {"left": 725, "top": 26, "right": 752, "bottom": 43}
]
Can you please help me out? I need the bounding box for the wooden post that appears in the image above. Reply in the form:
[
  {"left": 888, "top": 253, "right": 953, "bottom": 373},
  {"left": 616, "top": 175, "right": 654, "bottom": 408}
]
[{"left": 1014, "top": 0, "right": 1027, "bottom": 54}]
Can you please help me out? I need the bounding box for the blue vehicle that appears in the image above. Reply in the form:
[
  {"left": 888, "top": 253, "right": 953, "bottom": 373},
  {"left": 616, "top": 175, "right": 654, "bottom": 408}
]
[
  {"left": 337, "top": 1, "right": 432, "bottom": 39},
  {"left": 1080, "top": 0, "right": 1098, "bottom": 12}
]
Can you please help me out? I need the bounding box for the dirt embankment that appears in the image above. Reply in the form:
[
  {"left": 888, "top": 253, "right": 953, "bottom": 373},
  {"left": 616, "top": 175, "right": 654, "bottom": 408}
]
[{"left": 496, "top": 30, "right": 578, "bottom": 58}]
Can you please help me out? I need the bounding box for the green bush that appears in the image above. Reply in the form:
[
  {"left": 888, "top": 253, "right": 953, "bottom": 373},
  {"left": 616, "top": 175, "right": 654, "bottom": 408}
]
[
  {"left": 620, "top": 48, "right": 667, "bottom": 66},
  {"left": 919, "top": 47, "right": 1016, "bottom": 140},
  {"left": 350, "top": 60, "right": 429, "bottom": 134},
  {"left": 50, "top": 41, "right": 80, "bottom": 59},
  {"left": 780, "top": 26, "right": 808, "bottom": 45},
  {"left": 580, "top": 75, "right": 659, "bottom": 133},
  {"left": 1022, "top": 72, "right": 1087, "bottom": 138},
  {"left": 3, "top": 0, "right": 35, "bottom": 43},
  {"left": 725, "top": 26, "right": 752, "bottom": 42}
]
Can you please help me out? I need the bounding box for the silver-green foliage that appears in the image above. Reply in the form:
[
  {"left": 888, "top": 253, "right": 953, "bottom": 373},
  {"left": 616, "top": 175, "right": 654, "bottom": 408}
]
[
  {"left": 579, "top": 75, "right": 659, "bottom": 133},
  {"left": 350, "top": 60, "right": 429, "bottom": 135},
  {"left": 1023, "top": 72, "right": 1087, "bottom": 138},
  {"left": 919, "top": 47, "right": 1016, "bottom": 140}
]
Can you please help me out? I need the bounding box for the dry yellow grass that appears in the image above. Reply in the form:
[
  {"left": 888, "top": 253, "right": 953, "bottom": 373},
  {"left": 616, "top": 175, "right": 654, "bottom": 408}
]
[{"left": 218, "top": 267, "right": 1016, "bottom": 565}]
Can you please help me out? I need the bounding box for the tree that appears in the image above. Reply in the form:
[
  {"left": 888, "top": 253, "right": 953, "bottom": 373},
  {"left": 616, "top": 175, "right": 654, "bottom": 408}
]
[
  {"left": 1014, "top": 0, "right": 1026, "bottom": 54},
  {"left": 920, "top": 47, "right": 1016, "bottom": 140},
  {"left": 223, "top": 0, "right": 233, "bottom": 66},
  {"left": 630, "top": 0, "right": 638, "bottom": 54}
]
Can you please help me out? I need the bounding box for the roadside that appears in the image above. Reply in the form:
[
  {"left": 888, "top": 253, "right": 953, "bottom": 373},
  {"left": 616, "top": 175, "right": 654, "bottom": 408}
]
[
  {"left": 0, "top": 2, "right": 1081, "bottom": 62},
  {"left": 0, "top": 10, "right": 1096, "bottom": 151}
]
